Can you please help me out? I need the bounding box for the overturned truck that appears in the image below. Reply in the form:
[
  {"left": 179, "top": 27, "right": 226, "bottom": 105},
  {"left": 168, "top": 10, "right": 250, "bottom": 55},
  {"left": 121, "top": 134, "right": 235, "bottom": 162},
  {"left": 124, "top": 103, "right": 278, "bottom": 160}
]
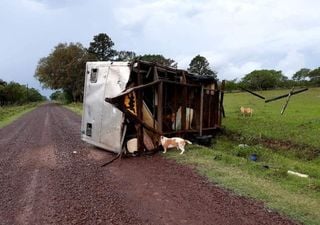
[{"left": 81, "top": 60, "right": 224, "bottom": 154}]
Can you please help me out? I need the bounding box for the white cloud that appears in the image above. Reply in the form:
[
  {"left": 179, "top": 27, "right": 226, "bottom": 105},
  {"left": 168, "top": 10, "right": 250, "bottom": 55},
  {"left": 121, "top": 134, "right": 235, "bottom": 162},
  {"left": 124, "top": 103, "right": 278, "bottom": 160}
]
[
  {"left": 113, "top": 0, "right": 320, "bottom": 79},
  {"left": 278, "top": 50, "right": 306, "bottom": 77},
  {"left": 1, "top": 0, "right": 320, "bottom": 97}
]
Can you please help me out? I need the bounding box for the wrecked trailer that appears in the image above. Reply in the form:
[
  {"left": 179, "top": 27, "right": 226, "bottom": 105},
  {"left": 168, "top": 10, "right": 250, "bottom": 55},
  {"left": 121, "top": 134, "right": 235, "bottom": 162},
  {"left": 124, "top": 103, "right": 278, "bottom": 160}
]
[{"left": 81, "top": 60, "right": 224, "bottom": 154}]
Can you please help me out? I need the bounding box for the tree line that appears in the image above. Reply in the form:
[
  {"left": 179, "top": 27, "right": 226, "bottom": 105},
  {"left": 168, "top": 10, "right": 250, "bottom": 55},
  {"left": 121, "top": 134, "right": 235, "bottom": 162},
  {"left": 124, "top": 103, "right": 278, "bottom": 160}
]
[
  {"left": 0, "top": 79, "right": 46, "bottom": 106},
  {"left": 34, "top": 33, "right": 217, "bottom": 103},
  {"left": 34, "top": 32, "right": 320, "bottom": 101},
  {"left": 225, "top": 68, "right": 320, "bottom": 92}
]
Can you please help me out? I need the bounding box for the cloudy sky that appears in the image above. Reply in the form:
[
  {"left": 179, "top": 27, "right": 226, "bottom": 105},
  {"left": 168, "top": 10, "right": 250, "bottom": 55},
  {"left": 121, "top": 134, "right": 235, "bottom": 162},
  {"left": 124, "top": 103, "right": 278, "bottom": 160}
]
[{"left": 1, "top": 0, "right": 320, "bottom": 96}]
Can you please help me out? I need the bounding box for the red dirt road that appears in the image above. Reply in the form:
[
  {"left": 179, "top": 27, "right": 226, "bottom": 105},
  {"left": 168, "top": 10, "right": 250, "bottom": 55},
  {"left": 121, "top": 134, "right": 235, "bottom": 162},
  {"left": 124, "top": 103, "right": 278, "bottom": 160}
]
[{"left": 0, "top": 103, "right": 299, "bottom": 225}]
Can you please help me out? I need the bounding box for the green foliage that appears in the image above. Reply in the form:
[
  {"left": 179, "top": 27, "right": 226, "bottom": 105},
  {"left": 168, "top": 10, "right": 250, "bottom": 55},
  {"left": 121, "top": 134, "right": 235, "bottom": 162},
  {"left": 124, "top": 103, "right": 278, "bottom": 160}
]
[
  {"left": 115, "top": 50, "right": 136, "bottom": 61},
  {"left": 292, "top": 68, "right": 310, "bottom": 81},
  {"left": 240, "top": 70, "right": 288, "bottom": 90},
  {"left": 308, "top": 67, "right": 320, "bottom": 86},
  {"left": 35, "top": 42, "right": 94, "bottom": 102},
  {"left": 0, "top": 80, "right": 45, "bottom": 105},
  {"left": 138, "top": 54, "right": 177, "bottom": 67},
  {"left": 188, "top": 55, "right": 217, "bottom": 78},
  {"left": 225, "top": 79, "right": 239, "bottom": 92},
  {"left": 50, "top": 90, "right": 71, "bottom": 103},
  {"left": 88, "top": 33, "right": 117, "bottom": 61}
]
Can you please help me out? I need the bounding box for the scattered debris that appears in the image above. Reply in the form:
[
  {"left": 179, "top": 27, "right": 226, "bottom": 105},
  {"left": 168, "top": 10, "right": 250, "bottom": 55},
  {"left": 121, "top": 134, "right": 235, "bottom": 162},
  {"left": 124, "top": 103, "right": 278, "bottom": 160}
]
[
  {"left": 238, "top": 144, "right": 249, "bottom": 148},
  {"left": 287, "top": 170, "right": 309, "bottom": 178},
  {"left": 249, "top": 153, "right": 258, "bottom": 161}
]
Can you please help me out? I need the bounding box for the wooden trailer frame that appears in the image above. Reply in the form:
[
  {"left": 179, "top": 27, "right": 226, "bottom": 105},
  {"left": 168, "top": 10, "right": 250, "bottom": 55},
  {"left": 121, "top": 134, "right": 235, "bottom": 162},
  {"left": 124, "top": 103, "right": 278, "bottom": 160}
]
[{"left": 105, "top": 60, "right": 225, "bottom": 153}]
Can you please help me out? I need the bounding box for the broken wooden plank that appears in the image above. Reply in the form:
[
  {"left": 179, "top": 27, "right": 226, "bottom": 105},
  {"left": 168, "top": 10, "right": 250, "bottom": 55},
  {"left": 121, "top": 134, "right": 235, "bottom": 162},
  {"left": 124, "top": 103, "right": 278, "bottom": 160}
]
[
  {"left": 281, "top": 87, "right": 295, "bottom": 115},
  {"left": 240, "top": 87, "right": 265, "bottom": 100},
  {"left": 265, "top": 88, "right": 308, "bottom": 103}
]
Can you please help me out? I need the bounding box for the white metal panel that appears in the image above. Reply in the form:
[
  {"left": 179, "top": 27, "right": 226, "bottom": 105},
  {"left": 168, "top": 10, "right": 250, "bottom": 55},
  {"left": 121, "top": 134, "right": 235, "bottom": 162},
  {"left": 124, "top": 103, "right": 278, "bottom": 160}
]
[
  {"left": 81, "top": 62, "right": 130, "bottom": 153},
  {"left": 99, "top": 64, "right": 131, "bottom": 151}
]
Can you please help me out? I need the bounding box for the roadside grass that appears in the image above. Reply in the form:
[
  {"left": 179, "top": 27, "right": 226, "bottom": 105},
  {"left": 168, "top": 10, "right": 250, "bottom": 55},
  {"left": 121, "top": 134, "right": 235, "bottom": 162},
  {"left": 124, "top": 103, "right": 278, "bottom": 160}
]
[
  {"left": 0, "top": 103, "right": 40, "bottom": 128},
  {"left": 63, "top": 102, "right": 83, "bottom": 115},
  {"left": 223, "top": 87, "right": 320, "bottom": 156},
  {"left": 167, "top": 138, "right": 320, "bottom": 225}
]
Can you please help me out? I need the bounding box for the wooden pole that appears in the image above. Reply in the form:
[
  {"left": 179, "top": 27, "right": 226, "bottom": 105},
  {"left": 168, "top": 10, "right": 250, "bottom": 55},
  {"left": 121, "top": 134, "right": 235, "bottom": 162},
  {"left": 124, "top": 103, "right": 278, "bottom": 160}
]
[
  {"left": 281, "top": 87, "right": 294, "bottom": 115},
  {"left": 199, "top": 85, "right": 204, "bottom": 136}
]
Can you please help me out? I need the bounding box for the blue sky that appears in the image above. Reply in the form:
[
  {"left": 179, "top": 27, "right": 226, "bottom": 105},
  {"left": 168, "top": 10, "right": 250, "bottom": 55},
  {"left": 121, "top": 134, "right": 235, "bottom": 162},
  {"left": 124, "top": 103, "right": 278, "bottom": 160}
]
[{"left": 1, "top": 0, "right": 320, "bottom": 97}]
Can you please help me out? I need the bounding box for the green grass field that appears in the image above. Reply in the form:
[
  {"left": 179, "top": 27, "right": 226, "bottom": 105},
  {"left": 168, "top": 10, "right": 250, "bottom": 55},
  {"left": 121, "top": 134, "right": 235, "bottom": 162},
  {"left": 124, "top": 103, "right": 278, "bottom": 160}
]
[
  {"left": 65, "top": 89, "right": 320, "bottom": 224},
  {"left": 0, "top": 103, "right": 40, "bottom": 128},
  {"left": 223, "top": 88, "right": 320, "bottom": 158}
]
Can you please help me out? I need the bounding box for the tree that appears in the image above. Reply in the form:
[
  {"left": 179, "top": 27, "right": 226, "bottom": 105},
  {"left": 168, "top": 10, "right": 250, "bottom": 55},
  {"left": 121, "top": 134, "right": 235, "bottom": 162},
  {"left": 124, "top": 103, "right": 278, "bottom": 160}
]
[
  {"left": 88, "top": 33, "right": 117, "bottom": 61},
  {"left": 308, "top": 67, "right": 320, "bottom": 86},
  {"left": 241, "top": 70, "right": 287, "bottom": 90},
  {"left": 35, "top": 43, "right": 94, "bottom": 102},
  {"left": 138, "top": 54, "right": 177, "bottom": 68},
  {"left": 0, "top": 79, "right": 7, "bottom": 105},
  {"left": 188, "top": 55, "right": 217, "bottom": 78},
  {"left": 225, "top": 79, "right": 239, "bottom": 92},
  {"left": 292, "top": 68, "right": 310, "bottom": 81},
  {"left": 116, "top": 51, "right": 136, "bottom": 61}
]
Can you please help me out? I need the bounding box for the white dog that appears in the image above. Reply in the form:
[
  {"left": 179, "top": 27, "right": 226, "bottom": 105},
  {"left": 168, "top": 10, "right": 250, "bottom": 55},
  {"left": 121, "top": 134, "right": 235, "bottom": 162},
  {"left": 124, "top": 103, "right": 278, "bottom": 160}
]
[{"left": 160, "top": 136, "right": 192, "bottom": 154}]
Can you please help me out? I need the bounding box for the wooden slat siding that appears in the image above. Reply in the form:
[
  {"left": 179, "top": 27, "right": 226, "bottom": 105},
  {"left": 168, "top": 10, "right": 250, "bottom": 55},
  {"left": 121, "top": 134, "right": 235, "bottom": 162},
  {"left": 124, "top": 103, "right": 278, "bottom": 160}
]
[
  {"left": 199, "top": 85, "right": 204, "bottom": 136},
  {"left": 219, "top": 80, "right": 225, "bottom": 125},
  {"left": 156, "top": 69, "right": 163, "bottom": 133},
  {"left": 208, "top": 93, "right": 212, "bottom": 128},
  {"left": 136, "top": 64, "right": 144, "bottom": 152},
  {"left": 181, "top": 71, "right": 187, "bottom": 132}
]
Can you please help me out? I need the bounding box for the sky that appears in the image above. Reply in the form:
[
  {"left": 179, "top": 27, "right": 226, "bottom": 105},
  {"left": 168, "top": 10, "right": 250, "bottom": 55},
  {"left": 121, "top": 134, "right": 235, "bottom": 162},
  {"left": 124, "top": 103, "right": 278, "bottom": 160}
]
[{"left": 1, "top": 0, "right": 320, "bottom": 97}]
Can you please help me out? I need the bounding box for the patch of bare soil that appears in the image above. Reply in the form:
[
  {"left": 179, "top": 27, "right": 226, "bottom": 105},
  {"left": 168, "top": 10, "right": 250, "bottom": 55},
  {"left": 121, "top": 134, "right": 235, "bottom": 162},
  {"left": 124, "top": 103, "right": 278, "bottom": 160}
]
[{"left": 0, "top": 103, "right": 299, "bottom": 225}]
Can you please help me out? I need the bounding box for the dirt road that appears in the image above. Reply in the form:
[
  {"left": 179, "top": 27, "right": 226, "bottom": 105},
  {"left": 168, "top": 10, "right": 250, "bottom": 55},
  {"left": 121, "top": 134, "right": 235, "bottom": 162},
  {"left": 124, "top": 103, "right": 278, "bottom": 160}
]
[{"left": 0, "top": 103, "right": 298, "bottom": 225}]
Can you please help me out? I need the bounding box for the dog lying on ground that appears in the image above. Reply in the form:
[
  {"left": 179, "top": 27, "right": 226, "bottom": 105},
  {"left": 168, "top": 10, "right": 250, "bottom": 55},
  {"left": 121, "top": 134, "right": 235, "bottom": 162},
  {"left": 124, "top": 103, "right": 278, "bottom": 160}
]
[
  {"left": 240, "top": 106, "right": 253, "bottom": 117},
  {"left": 160, "top": 136, "right": 192, "bottom": 155}
]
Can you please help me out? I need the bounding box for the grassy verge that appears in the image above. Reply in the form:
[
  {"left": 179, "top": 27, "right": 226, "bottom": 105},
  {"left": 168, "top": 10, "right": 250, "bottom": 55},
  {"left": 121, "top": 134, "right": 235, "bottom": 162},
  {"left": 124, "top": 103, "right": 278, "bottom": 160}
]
[
  {"left": 167, "top": 138, "right": 320, "bottom": 225},
  {"left": 223, "top": 88, "right": 320, "bottom": 154},
  {"left": 63, "top": 102, "right": 83, "bottom": 115},
  {"left": 0, "top": 103, "right": 40, "bottom": 128}
]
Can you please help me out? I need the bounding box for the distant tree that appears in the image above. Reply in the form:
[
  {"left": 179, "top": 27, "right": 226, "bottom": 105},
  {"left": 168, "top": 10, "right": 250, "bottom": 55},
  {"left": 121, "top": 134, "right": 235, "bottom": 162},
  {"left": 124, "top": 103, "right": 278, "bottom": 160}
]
[
  {"left": 35, "top": 43, "right": 94, "bottom": 102},
  {"left": 88, "top": 33, "right": 117, "bottom": 61},
  {"left": 292, "top": 68, "right": 310, "bottom": 81},
  {"left": 241, "top": 70, "right": 287, "bottom": 90},
  {"left": 4, "top": 82, "right": 25, "bottom": 104},
  {"left": 27, "top": 88, "right": 46, "bottom": 102},
  {"left": 0, "top": 80, "right": 7, "bottom": 105},
  {"left": 0, "top": 79, "right": 6, "bottom": 86},
  {"left": 138, "top": 54, "right": 177, "bottom": 68},
  {"left": 50, "top": 90, "right": 69, "bottom": 102},
  {"left": 188, "top": 55, "right": 217, "bottom": 78},
  {"left": 308, "top": 67, "right": 320, "bottom": 86},
  {"left": 225, "top": 79, "right": 239, "bottom": 92},
  {"left": 116, "top": 51, "right": 136, "bottom": 61}
]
